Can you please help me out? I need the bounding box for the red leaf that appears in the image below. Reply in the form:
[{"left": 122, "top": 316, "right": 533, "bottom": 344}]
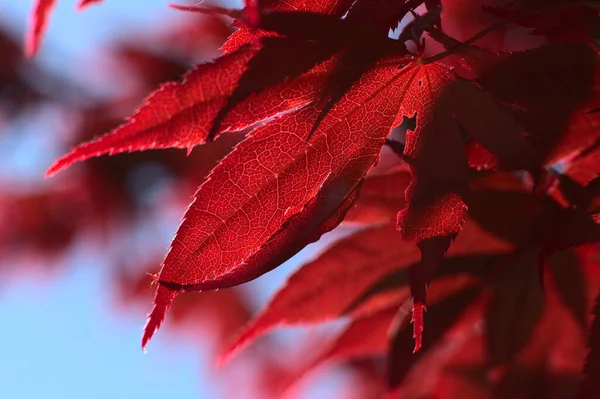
[
  {"left": 47, "top": 46, "right": 328, "bottom": 176},
  {"left": 26, "top": 0, "right": 57, "bottom": 58},
  {"left": 77, "top": 0, "right": 103, "bottom": 10},
  {"left": 347, "top": 251, "right": 510, "bottom": 318},
  {"left": 143, "top": 55, "right": 409, "bottom": 349},
  {"left": 388, "top": 287, "right": 483, "bottom": 390},
  {"left": 208, "top": 36, "right": 337, "bottom": 140},
  {"left": 223, "top": 219, "right": 511, "bottom": 359},
  {"left": 315, "top": 308, "right": 397, "bottom": 363},
  {"left": 476, "top": 43, "right": 599, "bottom": 166},
  {"left": 220, "top": 0, "right": 354, "bottom": 54},
  {"left": 221, "top": 224, "right": 419, "bottom": 359},
  {"left": 577, "top": 293, "right": 600, "bottom": 399},
  {"left": 547, "top": 250, "right": 588, "bottom": 330},
  {"left": 395, "top": 60, "right": 536, "bottom": 351},
  {"left": 396, "top": 61, "right": 536, "bottom": 244},
  {"left": 142, "top": 173, "right": 360, "bottom": 351},
  {"left": 485, "top": 249, "right": 544, "bottom": 367},
  {"left": 343, "top": 168, "right": 411, "bottom": 225}
]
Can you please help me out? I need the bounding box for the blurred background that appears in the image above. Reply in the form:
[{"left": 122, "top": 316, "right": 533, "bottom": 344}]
[{"left": 0, "top": 1, "right": 371, "bottom": 398}]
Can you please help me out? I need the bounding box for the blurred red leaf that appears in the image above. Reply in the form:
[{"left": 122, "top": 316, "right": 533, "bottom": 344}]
[
  {"left": 485, "top": 249, "right": 544, "bottom": 368},
  {"left": 388, "top": 287, "right": 484, "bottom": 390},
  {"left": 77, "top": 0, "right": 103, "bottom": 10},
  {"left": 26, "top": 0, "right": 57, "bottom": 57},
  {"left": 547, "top": 250, "right": 588, "bottom": 330},
  {"left": 343, "top": 167, "right": 410, "bottom": 225},
  {"left": 223, "top": 219, "right": 511, "bottom": 360}
]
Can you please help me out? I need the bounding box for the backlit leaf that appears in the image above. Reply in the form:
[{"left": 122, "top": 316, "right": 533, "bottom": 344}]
[{"left": 143, "top": 55, "right": 410, "bottom": 349}]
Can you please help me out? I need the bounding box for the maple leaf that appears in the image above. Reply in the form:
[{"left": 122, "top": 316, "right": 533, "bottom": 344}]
[
  {"left": 142, "top": 54, "right": 411, "bottom": 350},
  {"left": 219, "top": 0, "right": 355, "bottom": 54},
  {"left": 394, "top": 59, "right": 537, "bottom": 351},
  {"left": 222, "top": 219, "right": 511, "bottom": 360},
  {"left": 26, "top": 0, "right": 105, "bottom": 57},
  {"left": 476, "top": 43, "right": 600, "bottom": 166},
  {"left": 46, "top": 46, "right": 330, "bottom": 176},
  {"left": 133, "top": 54, "right": 536, "bottom": 353}
]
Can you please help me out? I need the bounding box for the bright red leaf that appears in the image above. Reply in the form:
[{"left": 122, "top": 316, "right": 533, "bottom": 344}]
[
  {"left": 47, "top": 46, "right": 330, "bottom": 177},
  {"left": 26, "top": 0, "right": 57, "bottom": 58},
  {"left": 142, "top": 54, "right": 412, "bottom": 350}
]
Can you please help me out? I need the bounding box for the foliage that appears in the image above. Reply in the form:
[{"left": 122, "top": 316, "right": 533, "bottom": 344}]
[{"left": 18, "top": 0, "right": 600, "bottom": 397}]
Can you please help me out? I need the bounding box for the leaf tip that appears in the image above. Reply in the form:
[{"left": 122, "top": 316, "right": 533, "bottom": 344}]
[
  {"left": 45, "top": 161, "right": 63, "bottom": 178},
  {"left": 141, "top": 283, "right": 179, "bottom": 352},
  {"left": 218, "top": 318, "right": 268, "bottom": 365},
  {"left": 26, "top": 0, "right": 57, "bottom": 58},
  {"left": 76, "top": 0, "right": 102, "bottom": 11},
  {"left": 411, "top": 302, "right": 426, "bottom": 353},
  {"left": 45, "top": 152, "right": 78, "bottom": 177}
]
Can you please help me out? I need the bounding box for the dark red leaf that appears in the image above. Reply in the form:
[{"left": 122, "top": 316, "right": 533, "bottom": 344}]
[
  {"left": 485, "top": 249, "right": 545, "bottom": 367},
  {"left": 476, "top": 43, "right": 599, "bottom": 165},
  {"left": 547, "top": 250, "right": 588, "bottom": 331},
  {"left": 221, "top": 224, "right": 419, "bottom": 360},
  {"left": 388, "top": 287, "right": 483, "bottom": 389},
  {"left": 395, "top": 60, "right": 537, "bottom": 351},
  {"left": 577, "top": 293, "right": 600, "bottom": 399},
  {"left": 397, "top": 61, "right": 537, "bottom": 244},
  {"left": 316, "top": 308, "right": 397, "bottom": 364},
  {"left": 343, "top": 168, "right": 411, "bottom": 225},
  {"left": 466, "top": 173, "right": 540, "bottom": 245},
  {"left": 220, "top": 0, "right": 354, "bottom": 54},
  {"left": 347, "top": 252, "right": 512, "bottom": 316},
  {"left": 224, "top": 218, "right": 510, "bottom": 359}
]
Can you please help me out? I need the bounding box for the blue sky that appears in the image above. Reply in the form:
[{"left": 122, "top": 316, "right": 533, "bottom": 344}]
[{"left": 0, "top": 2, "right": 227, "bottom": 398}]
